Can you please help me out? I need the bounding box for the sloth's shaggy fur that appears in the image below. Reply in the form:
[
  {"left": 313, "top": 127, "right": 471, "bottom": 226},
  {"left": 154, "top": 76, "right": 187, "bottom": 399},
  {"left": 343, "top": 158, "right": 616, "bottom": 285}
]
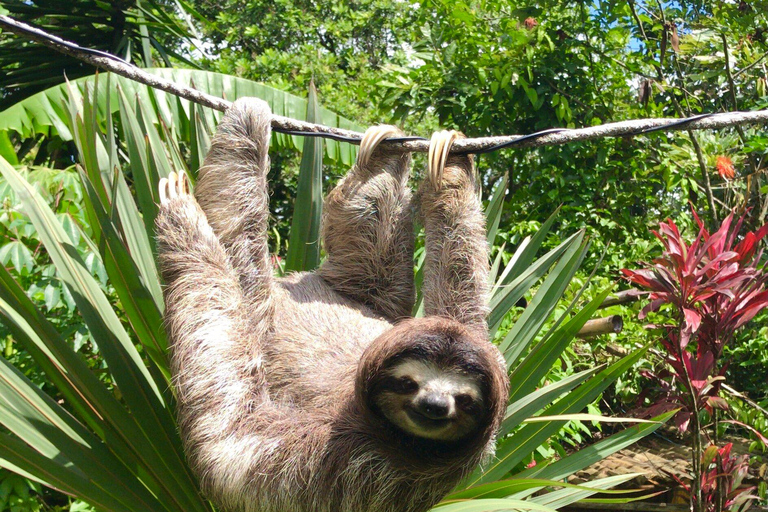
[{"left": 156, "top": 98, "right": 509, "bottom": 512}]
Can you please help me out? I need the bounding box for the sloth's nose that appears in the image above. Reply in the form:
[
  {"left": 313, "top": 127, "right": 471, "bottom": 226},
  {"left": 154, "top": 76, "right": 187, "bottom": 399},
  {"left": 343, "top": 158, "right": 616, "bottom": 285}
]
[{"left": 416, "top": 394, "right": 453, "bottom": 420}]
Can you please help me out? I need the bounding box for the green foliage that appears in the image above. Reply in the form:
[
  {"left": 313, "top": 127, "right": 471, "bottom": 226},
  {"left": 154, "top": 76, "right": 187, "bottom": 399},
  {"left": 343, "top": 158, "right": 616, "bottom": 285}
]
[
  {"left": 0, "top": 470, "right": 41, "bottom": 512},
  {"left": 285, "top": 81, "right": 324, "bottom": 272},
  {"left": 189, "top": 0, "right": 417, "bottom": 125},
  {"left": 0, "top": 0, "right": 203, "bottom": 109},
  {"left": 0, "top": 165, "right": 105, "bottom": 395}
]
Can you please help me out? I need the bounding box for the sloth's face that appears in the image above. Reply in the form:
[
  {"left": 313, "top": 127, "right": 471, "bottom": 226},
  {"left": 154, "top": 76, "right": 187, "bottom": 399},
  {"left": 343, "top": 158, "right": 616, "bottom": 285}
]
[{"left": 372, "top": 358, "right": 486, "bottom": 442}]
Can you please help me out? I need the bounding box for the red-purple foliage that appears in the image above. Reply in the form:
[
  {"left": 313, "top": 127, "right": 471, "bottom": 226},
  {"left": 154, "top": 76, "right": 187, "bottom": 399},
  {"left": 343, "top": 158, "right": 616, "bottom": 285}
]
[
  {"left": 665, "top": 443, "right": 756, "bottom": 512},
  {"left": 622, "top": 211, "right": 768, "bottom": 428},
  {"left": 623, "top": 210, "right": 767, "bottom": 512}
]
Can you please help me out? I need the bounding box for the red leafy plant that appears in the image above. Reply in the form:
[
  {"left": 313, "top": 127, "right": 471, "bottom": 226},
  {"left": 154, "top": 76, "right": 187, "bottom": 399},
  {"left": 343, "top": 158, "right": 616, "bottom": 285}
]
[
  {"left": 665, "top": 443, "right": 756, "bottom": 512},
  {"left": 622, "top": 211, "right": 768, "bottom": 512}
]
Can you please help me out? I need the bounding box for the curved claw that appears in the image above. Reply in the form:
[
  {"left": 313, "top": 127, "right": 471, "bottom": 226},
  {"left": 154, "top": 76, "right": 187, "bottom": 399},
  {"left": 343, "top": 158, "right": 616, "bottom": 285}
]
[
  {"left": 158, "top": 172, "right": 191, "bottom": 206},
  {"left": 356, "top": 125, "right": 402, "bottom": 169},
  {"left": 158, "top": 177, "right": 169, "bottom": 205},
  {"left": 428, "top": 130, "right": 459, "bottom": 190},
  {"left": 168, "top": 172, "right": 178, "bottom": 200},
  {"left": 180, "top": 172, "right": 189, "bottom": 195}
]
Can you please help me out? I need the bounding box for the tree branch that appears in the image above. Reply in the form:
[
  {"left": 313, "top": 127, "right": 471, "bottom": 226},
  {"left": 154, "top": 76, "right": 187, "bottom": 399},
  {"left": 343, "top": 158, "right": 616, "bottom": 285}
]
[{"left": 2, "top": 14, "right": 768, "bottom": 155}]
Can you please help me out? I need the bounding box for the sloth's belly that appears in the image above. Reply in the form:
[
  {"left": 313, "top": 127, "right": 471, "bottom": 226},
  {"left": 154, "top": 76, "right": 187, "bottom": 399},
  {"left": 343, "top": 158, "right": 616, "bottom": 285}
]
[{"left": 263, "top": 272, "right": 392, "bottom": 410}]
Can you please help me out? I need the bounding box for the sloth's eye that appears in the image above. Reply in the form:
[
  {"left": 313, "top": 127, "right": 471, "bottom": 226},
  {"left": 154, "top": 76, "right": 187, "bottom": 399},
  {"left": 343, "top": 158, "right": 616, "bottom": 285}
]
[
  {"left": 455, "top": 394, "right": 474, "bottom": 409},
  {"left": 393, "top": 377, "right": 418, "bottom": 394}
]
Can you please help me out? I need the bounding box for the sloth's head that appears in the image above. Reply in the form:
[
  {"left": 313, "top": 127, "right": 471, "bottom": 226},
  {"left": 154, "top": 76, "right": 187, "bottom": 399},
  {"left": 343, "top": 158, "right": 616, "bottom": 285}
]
[
  {"left": 357, "top": 317, "right": 508, "bottom": 446},
  {"left": 372, "top": 356, "right": 486, "bottom": 441}
]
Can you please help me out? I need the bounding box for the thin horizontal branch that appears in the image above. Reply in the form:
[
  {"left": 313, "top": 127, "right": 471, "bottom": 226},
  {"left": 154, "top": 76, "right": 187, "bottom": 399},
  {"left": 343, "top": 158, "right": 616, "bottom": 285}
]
[
  {"left": 598, "top": 289, "right": 643, "bottom": 309},
  {"left": 2, "top": 14, "right": 768, "bottom": 155}
]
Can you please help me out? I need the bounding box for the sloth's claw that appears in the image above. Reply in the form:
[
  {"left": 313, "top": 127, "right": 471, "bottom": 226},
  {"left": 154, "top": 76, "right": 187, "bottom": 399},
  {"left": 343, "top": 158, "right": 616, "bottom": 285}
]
[
  {"left": 159, "top": 177, "right": 169, "bottom": 205},
  {"left": 427, "top": 130, "right": 459, "bottom": 190},
  {"left": 357, "top": 125, "right": 401, "bottom": 170},
  {"left": 168, "top": 172, "right": 178, "bottom": 200},
  {"left": 180, "top": 172, "right": 189, "bottom": 195},
  {"left": 158, "top": 172, "right": 191, "bottom": 206}
]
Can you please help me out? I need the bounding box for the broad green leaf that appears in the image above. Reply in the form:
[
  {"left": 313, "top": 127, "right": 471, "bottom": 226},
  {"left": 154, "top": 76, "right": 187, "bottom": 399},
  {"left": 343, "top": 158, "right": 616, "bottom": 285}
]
[
  {"left": 0, "top": 131, "right": 17, "bottom": 165},
  {"left": 413, "top": 246, "right": 427, "bottom": 317},
  {"left": 0, "top": 241, "right": 33, "bottom": 273},
  {"left": 56, "top": 214, "right": 81, "bottom": 246},
  {"left": 285, "top": 81, "right": 324, "bottom": 272},
  {"left": 43, "top": 284, "right": 60, "bottom": 310}
]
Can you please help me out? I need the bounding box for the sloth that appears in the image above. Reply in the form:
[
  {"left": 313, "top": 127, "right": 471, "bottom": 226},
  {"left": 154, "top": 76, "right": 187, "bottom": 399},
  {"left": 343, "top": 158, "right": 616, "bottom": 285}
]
[{"left": 155, "top": 98, "right": 509, "bottom": 512}]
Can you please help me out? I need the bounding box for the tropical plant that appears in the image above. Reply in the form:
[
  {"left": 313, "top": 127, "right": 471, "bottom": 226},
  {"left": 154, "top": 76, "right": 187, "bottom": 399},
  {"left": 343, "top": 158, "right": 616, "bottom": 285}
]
[
  {"left": 623, "top": 211, "right": 768, "bottom": 512},
  {"left": 0, "top": 73, "right": 668, "bottom": 512},
  {"left": 665, "top": 443, "right": 756, "bottom": 512},
  {"left": 0, "top": 0, "right": 205, "bottom": 109}
]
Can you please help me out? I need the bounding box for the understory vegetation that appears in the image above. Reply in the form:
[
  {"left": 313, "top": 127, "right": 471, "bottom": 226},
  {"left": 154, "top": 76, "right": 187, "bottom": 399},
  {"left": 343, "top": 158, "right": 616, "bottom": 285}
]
[{"left": 0, "top": 0, "right": 767, "bottom": 511}]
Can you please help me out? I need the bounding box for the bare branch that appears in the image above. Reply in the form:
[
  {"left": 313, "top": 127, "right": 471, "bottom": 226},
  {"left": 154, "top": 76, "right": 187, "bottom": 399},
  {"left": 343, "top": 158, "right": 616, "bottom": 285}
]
[
  {"left": 2, "top": 14, "right": 768, "bottom": 155},
  {"left": 576, "top": 315, "right": 624, "bottom": 338}
]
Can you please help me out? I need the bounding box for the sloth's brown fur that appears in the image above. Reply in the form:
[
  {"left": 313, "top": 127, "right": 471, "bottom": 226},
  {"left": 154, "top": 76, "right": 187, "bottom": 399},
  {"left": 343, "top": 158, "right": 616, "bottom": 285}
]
[{"left": 155, "top": 98, "right": 509, "bottom": 512}]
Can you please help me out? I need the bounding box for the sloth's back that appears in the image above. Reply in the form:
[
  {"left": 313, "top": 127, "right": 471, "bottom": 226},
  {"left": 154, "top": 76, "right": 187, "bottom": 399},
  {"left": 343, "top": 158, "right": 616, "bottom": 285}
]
[{"left": 263, "top": 272, "right": 393, "bottom": 411}]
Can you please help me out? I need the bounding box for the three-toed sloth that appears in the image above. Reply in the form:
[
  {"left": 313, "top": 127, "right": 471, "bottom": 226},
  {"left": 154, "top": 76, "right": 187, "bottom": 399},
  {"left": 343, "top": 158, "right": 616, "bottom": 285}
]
[{"left": 156, "top": 98, "right": 509, "bottom": 512}]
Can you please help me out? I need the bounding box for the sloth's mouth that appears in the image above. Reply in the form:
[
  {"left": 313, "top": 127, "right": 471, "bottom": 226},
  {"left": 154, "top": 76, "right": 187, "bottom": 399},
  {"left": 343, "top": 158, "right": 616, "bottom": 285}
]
[{"left": 405, "top": 408, "right": 452, "bottom": 430}]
